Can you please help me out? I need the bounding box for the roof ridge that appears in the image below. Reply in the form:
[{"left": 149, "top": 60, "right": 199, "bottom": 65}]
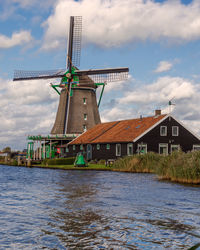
[
  {"left": 90, "top": 121, "right": 121, "bottom": 143},
  {"left": 101, "top": 114, "right": 167, "bottom": 125}
]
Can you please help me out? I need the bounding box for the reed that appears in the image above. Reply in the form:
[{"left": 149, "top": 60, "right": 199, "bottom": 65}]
[
  {"left": 113, "top": 152, "right": 162, "bottom": 173},
  {"left": 156, "top": 151, "right": 200, "bottom": 184},
  {"left": 112, "top": 151, "right": 200, "bottom": 184}
]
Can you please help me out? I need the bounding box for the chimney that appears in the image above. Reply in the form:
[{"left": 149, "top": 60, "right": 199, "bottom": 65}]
[{"left": 155, "top": 109, "right": 161, "bottom": 116}]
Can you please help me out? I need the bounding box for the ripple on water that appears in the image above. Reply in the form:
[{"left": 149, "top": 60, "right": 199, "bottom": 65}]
[{"left": 0, "top": 166, "right": 200, "bottom": 249}]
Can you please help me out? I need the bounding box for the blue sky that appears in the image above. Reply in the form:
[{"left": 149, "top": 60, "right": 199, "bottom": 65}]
[{"left": 0, "top": 0, "right": 200, "bottom": 150}]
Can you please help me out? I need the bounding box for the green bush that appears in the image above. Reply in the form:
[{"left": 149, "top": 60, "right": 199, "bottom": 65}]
[
  {"left": 43, "top": 157, "right": 75, "bottom": 166},
  {"left": 98, "top": 159, "right": 106, "bottom": 165}
]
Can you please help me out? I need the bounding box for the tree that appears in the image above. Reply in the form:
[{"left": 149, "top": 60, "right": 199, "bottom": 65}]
[{"left": 2, "top": 147, "right": 11, "bottom": 153}]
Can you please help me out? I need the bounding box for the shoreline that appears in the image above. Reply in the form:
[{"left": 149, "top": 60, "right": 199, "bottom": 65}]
[{"left": 1, "top": 162, "right": 200, "bottom": 186}]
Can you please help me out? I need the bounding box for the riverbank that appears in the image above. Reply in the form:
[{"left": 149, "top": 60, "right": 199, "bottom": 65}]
[
  {"left": 37, "top": 151, "right": 200, "bottom": 184},
  {"left": 1, "top": 151, "right": 200, "bottom": 185},
  {"left": 112, "top": 151, "right": 200, "bottom": 185}
]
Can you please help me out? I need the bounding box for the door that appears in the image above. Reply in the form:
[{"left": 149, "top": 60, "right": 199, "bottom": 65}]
[{"left": 87, "top": 144, "right": 92, "bottom": 160}]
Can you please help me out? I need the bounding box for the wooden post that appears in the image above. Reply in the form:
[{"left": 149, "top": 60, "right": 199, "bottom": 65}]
[
  {"left": 39, "top": 140, "right": 42, "bottom": 160},
  {"left": 33, "top": 141, "right": 36, "bottom": 160},
  {"left": 44, "top": 140, "right": 46, "bottom": 159},
  {"left": 18, "top": 155, "right": 21, "bottom": 166},
  {"left": 27, "top": 156, "right": 31, "bottom": 167},
  {"left": 50, "top": 140, "right": 52, "bottom": 159}
]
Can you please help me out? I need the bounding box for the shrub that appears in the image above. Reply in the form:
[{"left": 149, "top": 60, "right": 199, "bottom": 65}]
[{"left": 98, "top": 159, "right": 106, "bottom": 165}]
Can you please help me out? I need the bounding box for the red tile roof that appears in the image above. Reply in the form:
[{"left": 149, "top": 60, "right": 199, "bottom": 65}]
[{"left": 69, "top": 114, "right": 167, "bottom": 145}]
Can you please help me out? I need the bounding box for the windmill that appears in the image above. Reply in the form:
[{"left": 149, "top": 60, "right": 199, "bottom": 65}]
[{"left": 13, "top": 16, "right": 129, "bottom": 136}]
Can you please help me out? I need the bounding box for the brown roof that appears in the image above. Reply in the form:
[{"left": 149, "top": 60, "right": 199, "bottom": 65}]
[{"left": 69, "top": 114, "right": 167, "bottom": 144}]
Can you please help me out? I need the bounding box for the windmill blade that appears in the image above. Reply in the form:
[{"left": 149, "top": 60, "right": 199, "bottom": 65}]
[
  {"left": 67, "top": 16, "right": 82, "bottom": 71},
  {"left": 13, "top": 69, "right": 66, "bottom": 81},
  {"left": 75, "top": 67, "right": 129, "bottom": 83}
]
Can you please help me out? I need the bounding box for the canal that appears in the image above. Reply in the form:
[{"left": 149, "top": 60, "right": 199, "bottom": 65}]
[{"left": 0, "top": 165, "right": 200, "bottom": 249}]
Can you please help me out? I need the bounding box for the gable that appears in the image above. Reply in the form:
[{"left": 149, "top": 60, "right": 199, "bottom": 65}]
[{"left": 134, "top": 115, "right": 200, "bottom": 145}]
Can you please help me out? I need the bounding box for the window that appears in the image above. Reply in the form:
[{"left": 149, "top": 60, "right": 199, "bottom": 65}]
[
  {"left": 80, "top": 144, "right": 83, "bottom": 150},
  {"left": 83, "top": 125, "right": 87, "bottom": 132},
  {"left": 127, "top": 143, "right": 133, "bottom": 155},
  {"left": 65, "top": 147, "right": 69, "bottom": 153},
  {"left": 84, "top": 114, "right": 87, "bottom": 120},
  {"left": 137, "top": 143, "right": 147, "bottom": 154},
  {"left": 160, "top": 126, "right": 167, "bottom": 136},
  {"left": 193, "top": 145, "right": 200, "bottom": 151},
  {"left": 106, "top": 144, "right": 110, "bottom": 150},
  {"left": 159, "top": 143, "right": 168, "bottom": 155},
  {"left": 171, "top": 145, "right": 180, "bottom": 153},
  {"left": 97, "top": 144, "right": 100, "bottom": 150},
  {"left": 172, "top": 126, "right": 179, "bottom": 136},
  {"left": 73, "top": 145, "right": 76, "bottom": 151},
  {"left": 83, "top": 98, "right": 86, "bottom": 104},
  {"left": 116, "top": 144, "right": 121, "bottom": 156}
]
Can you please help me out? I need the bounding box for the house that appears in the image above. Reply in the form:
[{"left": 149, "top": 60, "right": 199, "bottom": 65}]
[{"left": 66, "top": 110, "right": 200, "bottom": 161}]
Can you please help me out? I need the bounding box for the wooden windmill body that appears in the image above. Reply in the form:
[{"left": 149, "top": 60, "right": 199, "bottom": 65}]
[
  {"left": 51, "top": 76, "right": 101, "bottom": 134},
  {"left": 14, "top": 16, "right": 129, "bottom": 136}
]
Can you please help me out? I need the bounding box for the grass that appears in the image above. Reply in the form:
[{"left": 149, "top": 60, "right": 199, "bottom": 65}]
[{"left": 34, "top": 163, "right": 110, "bottom": 171}]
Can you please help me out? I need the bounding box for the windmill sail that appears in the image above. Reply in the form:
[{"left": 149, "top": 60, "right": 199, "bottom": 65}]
[
  {"left": 67, "top": 16, "right": 82, "bottom": 70},
  {"left": 13, "top": 69, "right": 66, "bottom": 81},
  {"left": 75, "top": 67, "right": 129, "bottom": 83}
]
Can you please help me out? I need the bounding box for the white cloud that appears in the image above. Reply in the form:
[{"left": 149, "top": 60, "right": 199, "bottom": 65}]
[
  {"left": 0, "top": 30, "right": 33, "bottom": 49},
  {"left": 0, "top": 78, "right": 58, "bottom": 150},
  {"left": 42, "top": 0, "right": 200, "bottom": 50},
  {"left": 101, "top": 75, "right": 200, "bottom": 135},
  {"left": 154, "top": 61, "right": 173, "bottom": 73}
]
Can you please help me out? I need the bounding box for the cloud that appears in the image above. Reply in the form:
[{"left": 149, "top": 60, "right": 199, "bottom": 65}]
[
  {"left": 101, "top": 75, "right": 200, "bottom": 135},
  {"left": 0, "top": 30, "right": 33, "bottom": 49},
  {"left": 42, "top": 0, "right": 200, "bottom": 50},
  {"left": 0, "top": 78, "right": 58, "bottom": 150},
  {"left": 154, "top": 61, "right": 173, "bottom": 73}
]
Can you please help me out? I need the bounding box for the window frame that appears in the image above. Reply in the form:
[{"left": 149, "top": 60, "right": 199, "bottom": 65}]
[
  {"left": 160, "top": 126, "right": 167, "bottom": 136},
  {"left": 172, "top": 126, "right": 179, "bottom": 136},
  {"left": 159, "top": 143, "right": 168, "bottom": 155},
  {"left": 127, "top": 143, "right": 133, "bottom": 156},
  {"left": 171, "top": 144, "right": 180, "bottom": 153},
  {"left": 97, "top": 144, "right": 100, "bottom": 150},
  {"left": 106, "top": 144, "right": 110, "bottom": 150},
  {"left": 193, "top": 145, "right": 200, "bottom": 151},
  {"left": 83, "top": 124, "right": 87, "bottom": 132},
  {"left": 116, "top": 144, "right": 121, "bottom": 156},
  {"left": 137, "top": 143, "right": 147, "bottom": 154},
  {"left": 84, "top": 114, "right": 87, "bottom": 121}
]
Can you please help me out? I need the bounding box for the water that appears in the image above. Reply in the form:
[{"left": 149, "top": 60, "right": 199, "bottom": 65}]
[{"left": 0, "top": 165, "right": 200, "bottom": 249}]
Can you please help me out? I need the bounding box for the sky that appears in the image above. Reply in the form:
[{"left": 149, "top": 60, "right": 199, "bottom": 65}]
[{"left": 0, "top": 0, "right": 200, "bottom": 150}]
